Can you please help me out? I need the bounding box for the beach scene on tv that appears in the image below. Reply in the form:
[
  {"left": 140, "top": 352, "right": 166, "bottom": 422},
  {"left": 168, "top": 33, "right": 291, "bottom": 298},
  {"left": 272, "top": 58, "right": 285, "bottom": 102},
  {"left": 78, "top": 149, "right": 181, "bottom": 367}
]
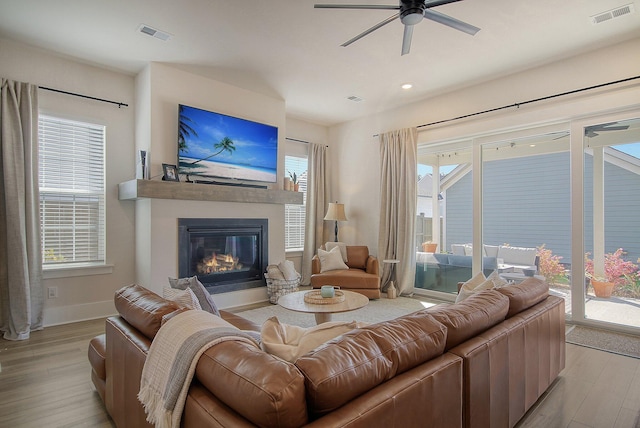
[{"left": 178, "top": 104, "right": 278, "bottom": 183}]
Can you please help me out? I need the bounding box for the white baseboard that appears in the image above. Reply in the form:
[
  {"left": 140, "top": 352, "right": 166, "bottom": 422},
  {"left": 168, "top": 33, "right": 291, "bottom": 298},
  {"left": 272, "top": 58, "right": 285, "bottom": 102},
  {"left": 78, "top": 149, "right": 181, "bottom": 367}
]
[
  {"left": 215, "top": 287, "right": 269, "bottom": 311},
  {"left": 42, "top": 288, "right": 267, "bottom": 327},
  {"left": 43, "top": 300, "right": 117, "bottom": 327}
]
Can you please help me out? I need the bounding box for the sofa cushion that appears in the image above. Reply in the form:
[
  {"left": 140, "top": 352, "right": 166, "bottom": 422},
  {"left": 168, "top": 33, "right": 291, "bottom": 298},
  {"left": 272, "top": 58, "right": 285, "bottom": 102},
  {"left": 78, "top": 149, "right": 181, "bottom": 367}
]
[
  {"left": 433, "top": 253, "right": 450, "bottom": 264},
  {"left": 168, "top": 276, "right": 220, "bottom": 316},
  {"left": 346, "top": 246, "right": 369, "bottom": 269},
  {"left": 428, "top": 289, "right": 509, "bottom": 350},
  {"left": 311, "top": 269, "right": 379, "bottom": 290},
  {"left": 456, "top": 272, "right": 491, "bottom": 303},
  {"left": 196, "top": 340, "right": 308, "bottom": 428},
  {"left": 88, "top": 333, "right": 107, "bottom": 381},
  {"left": 448, "top": 254, "right": 472, "bottom": 268},
  {"left": 261, "top": 317, "right": 362, "bottom": 362},
  {"left": 325, "top": 241, "right": 348, "bottom": 262},
  {"left": 295, "top": 311, "right": 447, "bottom": 416},
  {"left": 162, "top": 286, "right": 202, "bottom": 310},
  {"left": 497, "top": 245, "right": 537, "bottom": 267},
  {"left": 483, "top": 244, "right": 500, "bottom": 258},
  {"left": 318, "top": 246, "right": 349, "bottom": 272},
  {"left": 451, "top": 244, "right": 466, "bottom": 255},
  {"left": 114, "top": 284, "right": 181, "bottom": 340},
  {"left": 496, "top": 277, "right": 549, "bottom": 318}
]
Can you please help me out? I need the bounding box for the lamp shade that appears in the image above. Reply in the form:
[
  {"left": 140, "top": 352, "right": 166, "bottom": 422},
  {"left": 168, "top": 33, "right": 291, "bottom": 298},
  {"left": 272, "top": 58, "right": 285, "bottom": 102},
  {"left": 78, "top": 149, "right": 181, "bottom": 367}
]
[{"left": 324, "top": 203, "right": 347, "bottom": 222}]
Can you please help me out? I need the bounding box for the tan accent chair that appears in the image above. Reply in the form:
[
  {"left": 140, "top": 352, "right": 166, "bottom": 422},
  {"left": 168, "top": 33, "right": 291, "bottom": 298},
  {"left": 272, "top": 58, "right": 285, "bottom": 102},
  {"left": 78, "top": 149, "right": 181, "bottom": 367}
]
[{"left": 311, "top": 245, "right": 381, "bottom": 299}]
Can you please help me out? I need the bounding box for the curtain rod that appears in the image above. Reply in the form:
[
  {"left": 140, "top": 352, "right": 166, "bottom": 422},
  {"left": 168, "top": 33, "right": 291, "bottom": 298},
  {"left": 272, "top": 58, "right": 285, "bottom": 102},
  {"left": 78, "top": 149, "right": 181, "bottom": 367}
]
[
  {"left": 39, "top": 86, "right": 129, "bottom": 108},
  {"left": 286, "top": 137, "right": 328, "bottom": 147},
  {"left": 373, "top": 75, "right": 640, "bottom": 137}
]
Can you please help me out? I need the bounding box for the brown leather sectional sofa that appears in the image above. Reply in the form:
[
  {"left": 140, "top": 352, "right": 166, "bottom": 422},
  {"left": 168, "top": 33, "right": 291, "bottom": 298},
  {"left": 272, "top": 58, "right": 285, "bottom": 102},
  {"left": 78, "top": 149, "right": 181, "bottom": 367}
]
[{"left": 88, "top": 277, "right": 565, "bottom": 427}]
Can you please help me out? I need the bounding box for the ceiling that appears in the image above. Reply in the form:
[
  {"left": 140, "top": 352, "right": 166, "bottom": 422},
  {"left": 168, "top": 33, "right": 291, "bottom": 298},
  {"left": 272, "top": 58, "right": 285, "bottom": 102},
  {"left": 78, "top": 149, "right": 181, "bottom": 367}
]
[{"left": 1, "top": 0, "right": 639, "bottom": 126}]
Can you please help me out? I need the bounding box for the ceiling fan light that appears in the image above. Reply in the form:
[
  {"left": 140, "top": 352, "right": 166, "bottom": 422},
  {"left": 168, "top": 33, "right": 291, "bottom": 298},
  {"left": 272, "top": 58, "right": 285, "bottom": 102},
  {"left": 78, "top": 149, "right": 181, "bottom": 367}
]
[{"left": 401, "top": 12, "right": 424, "bottom": 25}]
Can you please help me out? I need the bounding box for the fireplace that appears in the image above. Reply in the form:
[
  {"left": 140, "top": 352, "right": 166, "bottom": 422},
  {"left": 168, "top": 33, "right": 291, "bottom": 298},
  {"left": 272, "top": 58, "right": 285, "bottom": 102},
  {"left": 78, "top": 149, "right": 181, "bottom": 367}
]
[{"left": 178, "top": 218, "right": 268, "bottom": 294}]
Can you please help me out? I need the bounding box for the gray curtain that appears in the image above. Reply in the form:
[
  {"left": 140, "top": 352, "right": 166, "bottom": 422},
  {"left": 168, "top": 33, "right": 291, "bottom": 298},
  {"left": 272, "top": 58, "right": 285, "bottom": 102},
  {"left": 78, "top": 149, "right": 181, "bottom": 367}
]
[
  {"left": 378, "top": 128, "right": 417, "bottom": 296},
  {"left": 301, "top": 143, "right": 327, "bottom": 285},
  {"left": 0, "top": 79, "right": 43, "bottom": 340}
]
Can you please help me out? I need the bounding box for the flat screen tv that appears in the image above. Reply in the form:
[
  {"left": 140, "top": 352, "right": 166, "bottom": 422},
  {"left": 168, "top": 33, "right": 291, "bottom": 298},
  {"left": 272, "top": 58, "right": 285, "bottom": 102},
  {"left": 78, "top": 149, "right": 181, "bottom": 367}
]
[{"left": 177, "top": 104, "right": 278, "bottom": 183}]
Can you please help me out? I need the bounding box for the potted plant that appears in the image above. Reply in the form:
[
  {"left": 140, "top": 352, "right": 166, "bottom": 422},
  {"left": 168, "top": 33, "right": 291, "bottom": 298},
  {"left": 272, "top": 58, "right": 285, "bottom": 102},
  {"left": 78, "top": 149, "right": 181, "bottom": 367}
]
[
  {"left": 585, "top": 248, "right": 637, "bottom": 298},
  {"left": 288, "top": 171, "right": 299, "bottom": 191},
  {"left": 421, "top": 241, "right": 437, "bottom": 253}
]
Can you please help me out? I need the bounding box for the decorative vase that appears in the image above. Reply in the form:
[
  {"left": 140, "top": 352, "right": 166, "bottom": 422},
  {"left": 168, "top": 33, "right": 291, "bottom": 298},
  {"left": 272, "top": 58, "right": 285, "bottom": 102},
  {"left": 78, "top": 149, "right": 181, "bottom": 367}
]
[
  {"left": 387, "top": 282, "right": 397, "bottom": 299},
  {"left": 422, "top": 243, "right": 437, "bottom": 253},
  {"left": 591, "top": 280, "right": 614, "bottom": 298},
  {"left": 284, "top": 177, "right": 291, "bottom": 191},
  {"left": 293, "top": 183, "right": 299, "bottom": 192}
]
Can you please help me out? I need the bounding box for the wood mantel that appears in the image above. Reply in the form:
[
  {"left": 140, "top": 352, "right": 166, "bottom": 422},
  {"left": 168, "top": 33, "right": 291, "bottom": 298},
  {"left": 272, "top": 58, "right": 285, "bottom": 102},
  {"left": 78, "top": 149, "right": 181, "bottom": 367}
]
[{"left": 118, "top": 179, "right": 303, "bottom": 205}]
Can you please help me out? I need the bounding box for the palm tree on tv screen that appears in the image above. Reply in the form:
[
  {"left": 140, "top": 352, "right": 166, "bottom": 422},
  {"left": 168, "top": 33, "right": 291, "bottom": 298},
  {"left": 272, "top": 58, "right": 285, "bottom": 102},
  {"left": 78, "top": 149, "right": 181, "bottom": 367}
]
[
  {"left": 190, "top": 136, "right": 236, "bottom": 165},
  {"left": 178, "top": 105, "right": 198, "bottom": 152}
]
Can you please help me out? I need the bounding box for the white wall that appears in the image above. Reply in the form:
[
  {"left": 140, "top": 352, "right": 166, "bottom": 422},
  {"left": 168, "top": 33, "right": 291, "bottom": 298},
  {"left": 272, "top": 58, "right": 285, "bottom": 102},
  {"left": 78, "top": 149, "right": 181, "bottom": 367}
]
[
  {"left": 329, "top": 37, "right": 640, "bottom": 257},
  {"left": 0, "top": 38, "right": 136, "bottom": 325},
  {"left": 134, "top": 63, "right": 291, "bottom": 309}
]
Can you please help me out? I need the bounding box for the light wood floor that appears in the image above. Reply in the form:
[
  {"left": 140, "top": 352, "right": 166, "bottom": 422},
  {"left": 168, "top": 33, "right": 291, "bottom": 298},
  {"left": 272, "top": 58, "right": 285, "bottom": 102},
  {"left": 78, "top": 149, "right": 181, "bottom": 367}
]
[{"left": 1, "top": 318, "right": 638, "bottom": 428}]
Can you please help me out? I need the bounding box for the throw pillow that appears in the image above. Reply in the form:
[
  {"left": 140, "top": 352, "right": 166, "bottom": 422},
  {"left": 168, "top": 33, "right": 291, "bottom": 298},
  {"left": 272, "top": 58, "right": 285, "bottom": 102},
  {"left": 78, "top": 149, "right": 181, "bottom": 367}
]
[
  {"left": 162, "top": 286, "right": 202, "bottom": 310},
  {"left": 168, "top": 276, "right": 220, "bottom": 316},
  {"left": 325, "top": 242, "right": 348, "bottom": 262},
  {"left": 261, "top": 316, "right": 361, "bottom": 362},
  {"left": 486, "top": 269, "right": 509, "bottom": 288},
  {"left": 278, "top": 260, "right": 299, "bottom": 281},
  {"left": 266, "top": 264, "right": 286, "bottom": 280},
  {"left": 318, "top": 246, "right": 349, "bottom": 273},
  {"left": 455, "top": 272, "right": 489, "bottom": 303}
]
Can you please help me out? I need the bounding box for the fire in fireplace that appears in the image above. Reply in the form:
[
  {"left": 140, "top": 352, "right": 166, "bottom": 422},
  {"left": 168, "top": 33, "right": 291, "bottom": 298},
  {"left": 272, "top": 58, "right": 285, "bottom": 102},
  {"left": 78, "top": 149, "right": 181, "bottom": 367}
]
[{"left": 178, "top": 218, "right": 268, "bottom": 294}]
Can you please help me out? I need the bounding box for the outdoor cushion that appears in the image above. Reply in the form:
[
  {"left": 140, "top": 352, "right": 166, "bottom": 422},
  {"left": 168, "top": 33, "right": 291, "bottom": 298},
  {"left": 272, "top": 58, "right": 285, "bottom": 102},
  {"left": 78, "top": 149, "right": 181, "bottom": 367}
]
[{"left": 497, "top": 245, "right": 537, "bottom": 267}]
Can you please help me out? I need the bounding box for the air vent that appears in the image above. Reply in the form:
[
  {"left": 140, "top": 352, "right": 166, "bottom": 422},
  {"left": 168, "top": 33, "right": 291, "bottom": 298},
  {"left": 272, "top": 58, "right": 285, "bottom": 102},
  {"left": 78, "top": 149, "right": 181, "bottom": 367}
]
[
  {"left": 347, "top": 95, "right": 364, "bottom": 102},
  {"left": 591, "top": 4, "right": 635, "bottom": 24},
  {"left": 138, "top": 24, "right": 172, "bottom": 41}
]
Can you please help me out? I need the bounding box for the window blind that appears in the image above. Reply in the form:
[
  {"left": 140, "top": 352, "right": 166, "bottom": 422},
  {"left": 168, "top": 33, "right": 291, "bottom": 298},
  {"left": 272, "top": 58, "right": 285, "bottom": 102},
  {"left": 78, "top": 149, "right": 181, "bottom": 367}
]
[
  {"left": 285, "top": 155, "right": 308, "bottom": 250},
  {"left": 39, "top": 115, "right": 106, "bottom": 265}
]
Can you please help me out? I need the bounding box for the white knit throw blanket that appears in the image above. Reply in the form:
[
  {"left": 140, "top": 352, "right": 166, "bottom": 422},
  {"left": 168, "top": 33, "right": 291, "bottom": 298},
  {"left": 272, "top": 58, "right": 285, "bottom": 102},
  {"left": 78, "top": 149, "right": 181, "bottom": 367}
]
[{"left": 138, "top": 310, "right": 259, "bottom": 428}]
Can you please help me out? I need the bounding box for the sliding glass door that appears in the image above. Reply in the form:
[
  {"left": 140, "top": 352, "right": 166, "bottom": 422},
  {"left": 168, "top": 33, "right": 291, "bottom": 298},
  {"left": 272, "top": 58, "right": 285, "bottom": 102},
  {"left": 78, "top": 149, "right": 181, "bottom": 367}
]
[
  {"left": 583, "top": 117, "right": 640, "bottom": 329},
  {"left": 481, "top": 131, "right": 571, "bottom": 315}
]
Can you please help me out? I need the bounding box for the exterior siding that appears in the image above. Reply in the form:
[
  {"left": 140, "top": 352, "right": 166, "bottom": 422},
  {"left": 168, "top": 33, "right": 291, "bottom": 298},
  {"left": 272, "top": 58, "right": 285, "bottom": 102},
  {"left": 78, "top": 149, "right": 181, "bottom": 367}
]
[{"left": 444, "top": 152, "right": 640, "bottom": 263}]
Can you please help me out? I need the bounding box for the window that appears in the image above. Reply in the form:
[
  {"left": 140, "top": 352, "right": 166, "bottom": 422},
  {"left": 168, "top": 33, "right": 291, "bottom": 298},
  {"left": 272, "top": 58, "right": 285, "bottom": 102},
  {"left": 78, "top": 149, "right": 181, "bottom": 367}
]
[
  {"left": 284, "top": 155, "right": 307, "bottom": 250},
  {"left": 38, "top": 115, "right": 106, "bottom": 266}
]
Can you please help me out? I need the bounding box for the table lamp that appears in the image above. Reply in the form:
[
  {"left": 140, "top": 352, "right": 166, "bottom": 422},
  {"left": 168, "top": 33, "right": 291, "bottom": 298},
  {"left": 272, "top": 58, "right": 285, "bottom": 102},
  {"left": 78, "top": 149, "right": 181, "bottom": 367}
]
[{"left": 324, "top": 202, "right": 347, "bottom": 242}]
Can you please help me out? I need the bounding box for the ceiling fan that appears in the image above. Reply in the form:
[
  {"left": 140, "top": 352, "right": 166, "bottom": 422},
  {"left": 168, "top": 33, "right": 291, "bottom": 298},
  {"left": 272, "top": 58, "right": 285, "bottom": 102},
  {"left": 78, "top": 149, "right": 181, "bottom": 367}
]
[
  {"left": 314, "top": 0, "right": 480, "bottom": 55},
  {"left": 584, "top": 122, "right": 630, "bottom": 138}
]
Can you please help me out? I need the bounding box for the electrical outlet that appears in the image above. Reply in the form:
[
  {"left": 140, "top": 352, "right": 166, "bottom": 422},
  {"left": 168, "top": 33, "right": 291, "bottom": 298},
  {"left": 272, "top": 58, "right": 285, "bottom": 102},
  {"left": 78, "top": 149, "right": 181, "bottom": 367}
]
[{"left": 47, "top": 286, "right": 58, "bottom": 299}]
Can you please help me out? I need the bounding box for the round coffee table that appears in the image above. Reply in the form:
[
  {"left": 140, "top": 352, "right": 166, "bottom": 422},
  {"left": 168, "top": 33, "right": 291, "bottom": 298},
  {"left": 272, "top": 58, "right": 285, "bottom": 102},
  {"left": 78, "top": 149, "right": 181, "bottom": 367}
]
[{"left": 277, "top": 289, "right": 369, "bottom": 324}]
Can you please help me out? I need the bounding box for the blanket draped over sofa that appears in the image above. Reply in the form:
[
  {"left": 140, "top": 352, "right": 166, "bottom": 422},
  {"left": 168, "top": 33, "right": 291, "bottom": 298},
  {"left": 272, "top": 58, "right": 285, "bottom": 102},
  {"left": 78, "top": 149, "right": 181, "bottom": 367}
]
[{"left": 138, "top": 310, "right": 259, "bottom": 428}]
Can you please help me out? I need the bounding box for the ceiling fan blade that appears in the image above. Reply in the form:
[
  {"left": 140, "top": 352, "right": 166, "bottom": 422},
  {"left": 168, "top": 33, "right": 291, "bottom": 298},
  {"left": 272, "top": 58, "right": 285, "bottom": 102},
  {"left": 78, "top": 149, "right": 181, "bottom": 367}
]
[
  {"left": 401, "top": 24, "right": 414, "bottom": 55},
  {"left": 341, "top": 13, "right": 399, "bottom": 47},
  {"left": 314, "top": 4, "right": 399, "bottom": 10},
  {"left": 600, "top": 125, "right": 630, "bottom": 131},
  {"left": 424, "top": 9, "right": 480, "bottom": 35},
  {"left": 424, "top": 0, "right": 463, "bottom": 7}
]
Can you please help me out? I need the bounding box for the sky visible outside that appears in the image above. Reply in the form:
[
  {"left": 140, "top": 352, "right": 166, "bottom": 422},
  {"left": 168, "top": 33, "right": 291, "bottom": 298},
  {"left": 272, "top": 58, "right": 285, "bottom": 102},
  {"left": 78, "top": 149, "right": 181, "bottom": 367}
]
[{"left": 180, "top": 105, "right": 278, "bottom": 169}]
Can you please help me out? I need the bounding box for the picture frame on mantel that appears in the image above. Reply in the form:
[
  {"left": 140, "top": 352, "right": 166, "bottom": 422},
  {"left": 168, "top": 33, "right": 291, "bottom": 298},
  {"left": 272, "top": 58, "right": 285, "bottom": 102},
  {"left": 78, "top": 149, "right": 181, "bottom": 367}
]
[{"left": 162, "top": 163, "right": 180, "bottom": 181}]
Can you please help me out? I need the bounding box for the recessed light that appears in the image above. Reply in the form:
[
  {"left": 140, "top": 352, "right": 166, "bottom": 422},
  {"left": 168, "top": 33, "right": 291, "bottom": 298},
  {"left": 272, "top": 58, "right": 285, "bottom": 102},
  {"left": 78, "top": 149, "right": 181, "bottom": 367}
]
[{"left": 401, "top": 83, "right": 413, "bottom": 90}]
